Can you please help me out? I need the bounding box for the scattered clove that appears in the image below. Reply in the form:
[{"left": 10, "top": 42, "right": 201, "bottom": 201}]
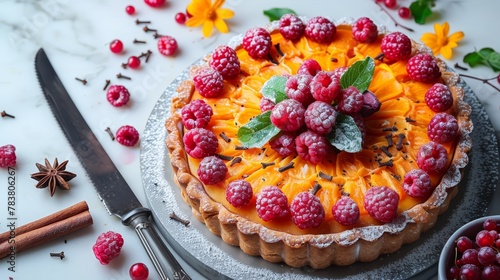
[
  {"left": 105, "top": 127, "right": 115, "bottom": 141},
  {"left": 50, "top": 251, "right": 65, "bottom": 260},
  {"left": 133, "top": 39, "right": 146, "bottom": 44},
  {"left": 169, "top": 212, "right": 190, "bottom": 226},
  {"left": 116, "top": 73, "right": 131, "bottom": 80},
  {"left": 1, "top": 111, "right": 15, "bottom": 118},
  {"left": 135, "top": 19, "right": 151, "bottom": 25},
  {"left": 75, "top": 77, "right": 87, "bottom": 85},
  {"left": 103, "top": 79, "right": 111, "bottom": 91}
]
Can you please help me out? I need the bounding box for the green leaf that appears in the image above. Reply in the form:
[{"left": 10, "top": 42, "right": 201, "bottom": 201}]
[
  {"left": 261, "top": 76, "right": 288, "bottom": 103},
  {"left": 478, "top": 47, "right": 495, "bottom": 59},
  {"left": 463, "top": 52, "right": 484, "bottom": 67},
  {"left": 409, "top": 0, "right": 434, "bottom": 25},
  {"left": 327, "top": 114, "right": 362, "bottom": 153},
  {"left": 237, "top": 111, "right": 280, "bottom": 148},
  {"left": 340, "top": 57, "right": 375, "bottom": 92},
  {"left": 486, "top": 52, "right": 500, "bottom": 72},
  {"left": 463, "top": 48, "right": 500, "bottom": 72},
  {"left": 263, "top": 8, "right": 297, "bottom": 22}
]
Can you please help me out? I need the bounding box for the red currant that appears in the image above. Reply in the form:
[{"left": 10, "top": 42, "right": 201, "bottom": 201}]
[
  {"left": 496, "top": 74, "right": 500, "bottom": 85},
  {"left": 128, "top": 56, "right": 141, "bottom": 69},
  {"left": 125, "top": 5, "right": 135, "bottom": 15},
  {"left": 144, "top": 0, "right": 165, "bottom": 8},
  {"left": 456, "top": 236, "right": 473, "bottom": 253},
  {"left": 484, "top": 219, "right": 498, "bottom": 231},
  {"left": 398, "top": 7, "right": 411, "bottom": 19},
  {"left": 129, "top": 262, "right": 149, "bottom": 280},
  {"left": 175, "top": 12, "right": 187, "bottom": 24},
  {"left": 110, "top": 39, "right": 124, "bottom": 54},
  {"left": 477, "top": 229, "right": 495, "bottom": 247},
  {"left": 384, "top": 0, "right": 397, "bottom": 8}
]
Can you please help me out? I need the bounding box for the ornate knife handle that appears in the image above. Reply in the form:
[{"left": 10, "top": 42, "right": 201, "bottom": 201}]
[{"left": 123, "top": 208, "right": 191, "bottom": 280}]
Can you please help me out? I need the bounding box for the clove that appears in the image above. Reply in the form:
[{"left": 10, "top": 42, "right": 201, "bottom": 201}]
[{"left": 169, "top": 212, "right": 190, "bottom": 226}]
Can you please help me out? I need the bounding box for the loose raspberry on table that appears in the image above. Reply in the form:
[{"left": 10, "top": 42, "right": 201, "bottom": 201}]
[
  {"left": 416, "top": 141, "right": 449, "bottom": 174},
  {"left": 407, "top": 53, "right": 441, "bottom": 83},
  {"left": 197, "top": 156, "right": 227, "bottom": 185},
  {"left": 297, "top": 59, "right": 322, "bottom": 76},
  {"left": 285, "top": 74, "right": 314, "bottom": 105},
  {"left": 270, "top": 99, "right": 305, "bottom": 132},
  {"left": 106, "top": 85, "right": 130, "bottom": 107},
  {"left": 380, "top": 31, "right": 412, "bottom": 61},
  {"left": 332, "top": 196, "right": 360, "bottom": 226},
  {"left": 260, "top": 97, "right": 275, "bottom": 112},
  {"left": 181, "top": 99, "right": 213, "bottom": 130},
  {"left": 242, "top": 27, "right": 272, "bottom": 59},
  {"left": 116, "top": 125, "right": 140, "bottom": 146},
  {"left": 269, "top": 132, "right": 296, "bottom": 157},
  {"left": 290, "top": 191, "right": 325, "bottom": 229},
  {"left": 310, "top": 71, "right": 341, "bottom": 103},
  {"left": 425, "top": 83, "right": 453, "bottom": 112},
  {"left": 304, "top": 16, "right": 336, "bottom": 43},
  {"left": 226, "top": 179, "right": 253, "bottom": 207},
  {"left": 210, "top": 45, "right": 240, "bottom": 80},
  {"left": 279, "top": 13, "right": 305, "bottom": 41},
  {"left": 337, "top": 86, "right": 364, "bottom": 115},
  {"left": 403, "top": 169, "right": 433, "bottom": 198},
  {"left": 427, "top": 113, "right": 458, "bottom": 143},
  {"left": 352, "top": 17, "right": 378, "bottom": 43},
  {"left": 157, "top": 35, "right": 178, "bottom": 56},
  {"left": 363, "top": 186, "right": 400, "bottom": 223},
  {"left": 92, "top": 231, "right": 124, "bottom": 265},
  {"left": 0, "top": 144, "right": 16, "bottom": 168},
  {"left": 183, "top": 128, "right": 218, "bottom": 159},
  {"left": 295, "top": 130, "right": 330, "bottom": 164},
  {"left": 256, "top": 186, "right": 290, "bottom": 222},
  {"left": 304, "top": 101, "right": 337, "bottom": 134},
  {"left": 193, "top": 68, "right": 224, "bottom": 98}
]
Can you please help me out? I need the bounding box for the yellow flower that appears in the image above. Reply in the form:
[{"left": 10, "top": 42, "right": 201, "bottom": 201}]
[
  {"left": 186, "top": 0, "right": 234, "bottom": 38},
  {"left": 420, "top": 22, "right": 464, "bottom": 60}
]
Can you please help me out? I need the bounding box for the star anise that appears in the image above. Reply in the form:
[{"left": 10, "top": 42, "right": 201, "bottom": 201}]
[{"left": 31, "top": 158, "right": 77, "bottom": 196}]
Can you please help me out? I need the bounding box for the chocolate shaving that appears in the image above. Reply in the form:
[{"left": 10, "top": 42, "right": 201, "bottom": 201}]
[
  {"left": 261, "top": 162, "right": 275, "bottom": 169},
  {"left": 396, "top": 133, "right": 405, "bottom": 150},
  {"left": 274, "top": 43, "right": 284, "bottom": 56},
  {"left": 382, "top": 125, "right": 398, "bottom": 132},
  {"left": 318, "top": 171, "right": 333, "bottom": 181},
  {"left": 219, "top": 132, "right": 231, "bottom": 143},
  {"left": 311, "top": 182, "right": 322, "bottom": 195},
  {"left": 384, "top": 134, "right": 393, "bottom": 147},
  {"left": 405, "top": 116, "right": 416, "bottom": 123},
  {"left": 267, "top": 53, "right": 279, "bottom": 65},
  {"left": 278, "top": 162, "right": 294, "bottom": 173},
  {"left": 235, "top": 145, "right": 248, "bottom": 150},
  {"left": 391, "top": 173, "right": 401, "bottom": 181},
  {"left": 216, "top": 154, "right": 233, "bottom": 161},
  {"left": 330, "top": 57, "right": 338, "bottom": 62},
  {"left": 377, "top": 159, "right": 393, "bottom": 167},
  {"left": 380, "top": 146, "right": 392, "bottom": 157},
  {"left": 230, "top": 157, "right": 242, "bottom": 166}
]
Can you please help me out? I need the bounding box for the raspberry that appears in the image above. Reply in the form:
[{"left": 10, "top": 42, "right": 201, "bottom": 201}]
[
  {"left": 157, "top": 36, "right": 178, "bottom": 56},
  {"left": 242, "top": 27, "right": 272, "bottom": 59},
  {"left": 297, "top": 59, "right": 322, "bottom": 76},
  {"left": 270, "top": 99, "right": 305, "bottom": 132},
  {"left": 290, "top": 191, "right": 325, "bottom": 229},
  {"left": 269, "top": 132, "right": 296, "bottom": 157},
  {"left": 260, "top": 97, "right": 275, "bottom": 112},
  {"left": 285, "top": 74, "right": 314, "bottom": 105},
  {"left": 144, "top": 0, "right": 165, "bottom": 8},
  {"left": 193, "top": 68, "right": 224, "bottom": 98},
  {"left": 210, "top": 45, "right": 240, "bottom": 80},
  {"left": 295, "top": 130, "right": 330, "bottom": 164},
  {"left": 403, "top": 169, "right": 433, "bottom": 198},
  {"left": 425, "top": 83, "right": 453, "bottom": 112},
  {"left": 279, "top": 14, "right": 305, "bottom": 40},
  {"left": 416, "top": 141, "right": 448, "bottom": 174},
  {"left": 92, "top": 231, "right": 124, "bottom": 265},
  {"left": 183, "top": 128, "right": 218, "bottom": 159},
  {"left": 331, "top": 66, "right": 348, "bottom": 80},
  {"left": 181, "top": 99, "right": 213, "bottom": 130},
  {"left": 427, "top": 113, "right": 458, "bottom": 143},
  {"left": 256, "top": 186, "right": 290, "bottom": 222},
  {"left": 380, "top": 32, "right": 412, "bottom": 61},
  {"left": 197, "top": 156, "right": 227, "bottom": 185},
  {"left": 352, "top": 17, "right": 378, "bottom": 43},
  {"left": 352, "top": 114, "right": 367, "bottom": 140},
  {"left": 337, "top": 86, "right": 364, "bottom": 115},
  {"left": 116, "top": 125, "right": 140, "bottom": 146},
  {"left": 304, "top": 101, "right": 337, "bottom": 134},
  {"left": 406, "top": 53, "right": 441, "bottom": 83},
  {"left": 310, "top": 71, "right": 341, "bottom": 103},
  {"left": 106, "top": 85, "right": 130, "bottom": 107},
  {"left": 360, "top": 90, "right": 382, "bottom": 117},
  {"left": 0, "top": 144, "right": 16, "bottom": 167},
  {"left": 332, "top": 196, "right": 360, "bottom": 226},
  {"left": 304, "top": 16, "right": 336, "bottom": 43},
  {"left": 226, "top": 179, "right": 253, "bottom": 207},
  {"left": 363, "top": 186, "right": 399, "bottom": 223}
]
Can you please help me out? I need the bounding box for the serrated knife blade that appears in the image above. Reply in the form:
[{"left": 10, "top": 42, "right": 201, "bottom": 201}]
[{"left": 35, "top": 48, "right": 190, "bottom": 280}]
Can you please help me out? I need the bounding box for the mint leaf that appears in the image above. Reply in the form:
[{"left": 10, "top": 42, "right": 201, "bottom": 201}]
[
  {"left": 340, "top": 57, "right": 375, "bottom": 93},
  {"left": 464, "top": 48, "right": 500, "bottom": 72},
  {"left": 463, "top": 52, "right": 484, "bottom": 67},
  {"left": 261, "top": 76, "right": 288, "bottom": 103},
  {"left": 327, "top": 114, "right": 362, "bottom": 153},
  {"left": 486, "top": 52, "right": 500, "bottom": 71},
  {"left": 237, "top": 111, "right": 280, "bottom": 148},
  {"left": 263, "top": 8, "right": 297, "bottom": 22},
  {"left": 409, "top": 0, "right": 434, "bottom": 25},
  {"left": 478, "top": 47, "right": 495, "bottom": 59}
]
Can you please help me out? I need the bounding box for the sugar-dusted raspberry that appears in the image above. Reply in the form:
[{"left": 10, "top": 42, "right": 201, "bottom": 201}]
[
  {"left": 360, "top": 90, "right": 382, "bottom": 117},
  {"left": 407, "top": 53, "right": 441, "bottom": 83},
  {"left": 290, "top": 191, "right": 325, "bottom": 229},
  {"left": 279, "top": 14, "right": 305, "bottom": 41},
  {"left": 197, "top": 156, "right": 228, "bottom": 185},
  {"left": 403, "top": 169, "right": 433, "bottom": 198},
  {"left": 427, "top": 113, "right": 458, "bottom": 143},
  {"left": 157, "top": 35, "right": 178, "bottom": 56},
  {"left": 352, "top": 17, "right": 378, "bottom": 43},
  {"left": 183, "top": 128, "right": 218, "bottom": 159},
  {"left": 116, "top": 125, "right": 140, "bottom": 146},
  {"left": 295, "top": 130, "right": 330, "bottom": 164},
  {"left": 351, "top": 114, "right": 367, "bottom": 140},
  {"left": 92, "top": 231, "right": 124, "bottom": 265},
  {"left": 269, "top": 132, "right": 296, "bottom": 157},
  {"left": 260, "top": 97, "right": 275, "bottom": 112},
  {"left": 304, "top": 101, "right": 337, "bottom": 134},
  {"left": 0, "top": 144, "right": 16, "bottom": 168},
  {"left": 285, "top": 74, "right": 314, "bottom": 105},
  {"left": 332, "top": 196, "right": 360, "bottom": 226},
  {"left": 425, "top": 83, "right": 453, "bottom": 112},
  {"left": 270, "top": 99, "right": 305, "bottom": 132},
  {"left": 210, "top": 45, "right": 240, "bottom": 80},
  {"left": 226, "top": 179, "right": 253, "bottom": 207},
  {"left": 416, "top": 141, "right": 448, "bottom": 174},
  {"left": 193, "top": 68, "right": 224, "bottom": 98},
  {"left": 304, "top": 16, "right": 336, "bottom": 43},
  {"left": 331, "top": 66, "right": 348, "bottom": 80},
  {"left": 242, "top": 27, "right": 272, "bottom": 59},
  {"left": 363, "top": 186, "right": 399, "bottom": 223},
  {"left": 310, "top": 71, "right": 341, "bottom": 103},
  {"left": 380, "top": 31, "right": 412, "bottom": 61},
  {"left": 297, "top": 59, "right": 322, "bottom": 76},
  {"left": 106, "top": 85, "right": 130, "bottom": 107},
  {"left": 181, "top": 99, "right": 213, "bottom": 130},
  {"left": 337, "top": 86, "right": 364, "bottom": 115},
  {"left": 256, "top": 186, "right": 290, "bottom": 222}
]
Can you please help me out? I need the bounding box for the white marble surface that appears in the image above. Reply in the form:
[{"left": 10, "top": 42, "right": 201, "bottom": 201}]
[{"left": 0, "top": 0, "right": 499, "bottom": 279}]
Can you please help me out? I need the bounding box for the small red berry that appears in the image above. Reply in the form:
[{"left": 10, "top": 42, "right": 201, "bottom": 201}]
[
  {"left": 305, "top": 16, "right": 336, "bottom": 43},
  {"left": 416, "top": 142, "right": 448, "bottom": 174},
  {"left": 125, "top": 5, "right": 135, "bottom": 15},
  {"left": 403, "top": 169, "right": 432, "bottom": 198},
  {"left": 175, "top": 12, "right": 187, "bottom": 24},
  {"left": 144, "top": 0, "right": 165, "bottom": 8},
  {"left": 270, "top": 99, "right": 305, "bottom": 132},
  {"left": 183, "top": 128, "right": 218, "bottom": 159},
  {"left": 290, "top": 191, "right": 325, "bottom": 229},
  {"left": 364, "top": 186, "right": 399, "bottom": 223},
  {"left": 181, "top": 99, "right": 213, "bottom": 130},
  {"left": 256, "top": 186, "right": 290, "bottom": 222},
  {"left": 157, "top": 36, "right": 178, "bottom": 56},
  {"left": 295, "top": 130, "right": 330, "bottom": 164},
  {"left": 210, "top": 45, "right": 240, "bottom": 80},
  {"left": 483, "top": 219, "right": 498, "bottom": 231},
  {"left": 384, "top": 0, "right": 397, "bottom": 8},
  {"left": 92, "top": 231, "right": 124, "bottom": 265},
  {"left": 381, "top": 32, "right": 412, "bottom": 61},
  {"left": 193, "top": 68, "right": 224, "bottom": 98},
  {"left": 425, "top": 83, "right": 454, "bottom": 112},
  {"left": 110, "top": 39, "right": 124, "bottom": 54},
  {"left": 127, "top": 56, "right": 141, "bottom": 69},
  {"left": 398, "top": 7, "right": 412, "bottom": 19},
  {"left": 310, "top": 71, "right": 341, "bottom": 103},
  {"left": 352, "top": 17, "right": 378, "bottom": 43},
  {"left": 427, "top": 113, "right": 458, "bottom": 143},
  {"left": 260, "top": 98, "right": 275, "bottom": 112},
  {"left": 0, "top": 144, "right": 16, "bottom": 168},
  {"left": 497, "top": 74, "right": 500, "bottom": 84},
  {"left": 269, "top": 132, "right": 296, "bottom": 157},
  {"left": 279, "top": 13, "right": 305, "bottom": 41},
  {"left": 197, "top": 156, "right": 228, "bottom": 185},
  {"left": 285, "top": 74, "right": 314, "bottom": 105},
  {"left": 116, "top": 125, "right": 140, "bottom": 147},
  {"left": 129, "top": 262, "right": 149, "bottom": 280},
  {"left": 407, "top": 53, "right": 441, "bottom": 83},
  {"left": 297, "top": 59, "right": 322, "bottom": 76},
  {"left": 107, "top": 85, "right": 130, "bottom": 107},
  {"left": 332, "top": 196, "right": 360, "bottom": 226},
  {"left": 226, "top": 180, "right": 253, "bottom": 207},
  {"left": 242, "top": 27, "right": 272, "bottom": 59}
]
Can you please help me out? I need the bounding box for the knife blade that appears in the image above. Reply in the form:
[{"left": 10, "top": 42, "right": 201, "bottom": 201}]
[{"left": 35, "top": 48, "right": 190, "bottom": 280}]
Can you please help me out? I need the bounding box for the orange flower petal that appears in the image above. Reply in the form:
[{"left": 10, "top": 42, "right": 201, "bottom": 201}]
[
  {"left": 448, "top": 31, "right": 464, "bottom": 44},
  {"left": 217, "top": 8, "right": 235, "bottom": 19},
  {"left": 202, "top": 20, "right": 214, "bottom": 37},
  {"left": 186, "top": 16, "right": 205, "bottom": 27},
  {"left": 214, "top": 17, "right": 229, "bottom": 33}
]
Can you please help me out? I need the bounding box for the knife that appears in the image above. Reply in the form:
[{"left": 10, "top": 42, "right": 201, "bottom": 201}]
[{"left": 35, "top": 48, "right": 190, "bottom": 280}]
